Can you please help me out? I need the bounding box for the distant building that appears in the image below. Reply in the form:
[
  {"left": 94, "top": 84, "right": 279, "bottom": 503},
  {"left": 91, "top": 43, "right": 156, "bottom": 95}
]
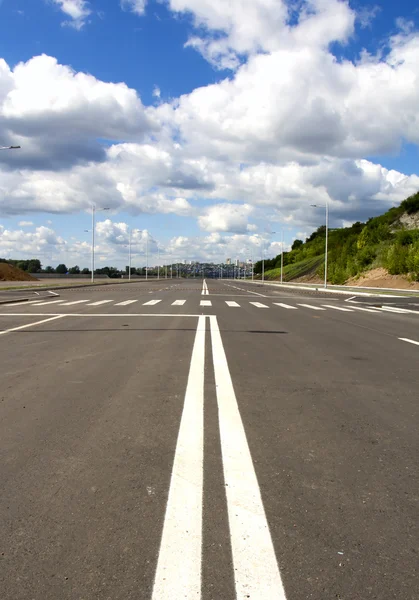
[{"left": 226, "top": 258, "right": 231, "bottom": 265}]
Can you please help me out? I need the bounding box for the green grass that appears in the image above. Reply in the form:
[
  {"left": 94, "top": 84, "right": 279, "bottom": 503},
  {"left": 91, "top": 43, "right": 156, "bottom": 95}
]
[{"left": 261, "top": 255, "right": 324, "bottom": 281}]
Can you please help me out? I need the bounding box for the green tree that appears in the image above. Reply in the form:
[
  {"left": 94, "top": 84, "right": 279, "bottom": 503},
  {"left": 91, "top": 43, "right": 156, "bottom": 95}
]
[
  {"left": 44, "top": 266, "right": 55, "bottom": 273},
  {"left": 291, "top": 239, "right": 303, "bottom": 251},
  {"left": 56, "top": 263, "right": 68, "bottom": 274},
  {"left": 81, "top": 268, "right": 90, "bottom": 274},
  {"left": 27, "top": 259, "right": 41, "bottom": 273},
  {"left": 69, "top": 265, "right": 80, "bottom": 274}
]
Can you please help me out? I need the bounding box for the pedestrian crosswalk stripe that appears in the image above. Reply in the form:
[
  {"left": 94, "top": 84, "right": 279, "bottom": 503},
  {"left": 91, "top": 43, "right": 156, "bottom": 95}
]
[
  {"left": 143, "top": 299, "right": 162, "bottom": 306},
  {"left": 297, "top": 304, "right": 326, "bottom": 311},
  {"left": 377, "top": 306, "right": 412, "bottom": 314},
  {"left": 322, "top": 304, "right": 353, "bottom": 312},
  {"left": 273, "top": 303, "right": 297, "bottom": 310},
  {"left": 115, "top": 299, "right": 138, "bottom": 306},
  {"left": 349, "top": 306, "right": 381, "bottom": 313},
  {"left": 60, "top": 299, "right": 91, "bottom": 306},
  {"left": 3, "top": 300, "right": 43, "bottom": 307},
  {"left": 225, "top": 301, "right": 240, "bottom": 307},
  {"left": 32, "top": 299, "right": 65, "bottom": 306},
  {"left": 200, "top": 300, "right": 212, "bottom": 306},
  {"left": 172, "top": 300, "right": 186, "bottom": 305},
  {"left": 86, "top": 300, "right": 113, "bottom": 306},
  {"left": 249, "top": 302, "right": 269, "bottom": 308}
]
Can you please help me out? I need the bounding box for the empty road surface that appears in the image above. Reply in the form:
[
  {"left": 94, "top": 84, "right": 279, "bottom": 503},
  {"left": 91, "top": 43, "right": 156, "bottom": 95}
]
[{"left": 1, "top": 279, "right": 418, "bottom": 600}]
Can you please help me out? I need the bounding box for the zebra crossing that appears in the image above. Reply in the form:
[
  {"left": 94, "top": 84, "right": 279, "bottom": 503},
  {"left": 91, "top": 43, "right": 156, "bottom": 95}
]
[{"left": 2, "top": 297, "right": 419, "bottom": 316}]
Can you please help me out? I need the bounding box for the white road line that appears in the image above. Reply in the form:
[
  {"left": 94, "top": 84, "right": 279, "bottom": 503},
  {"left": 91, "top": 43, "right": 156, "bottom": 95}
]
[
  {"left": 350, "top": 306, "right": 381, "bottom": 313},
  {"left": 60, "top": 299, "right": 91, "bottom": 306},
  {"left": 31, "top": 299, "right": 65, "bottom": 306},
  {"left": 200, "top": 300, "right": 212, "bottom": 307},
  {"left": 201, "top": 279, "right": 209, "bottom": 296},
  {"left": 209, "top": 316, "right": 287, "bottom": 600},
  {"left": 273, "top": 303, "right": 297, "bottom": 310},
  {"left": 321, "top": 304, "right": 353, "bottom": 312},
  {"left": 0, "top": 313, "right": 203, "bottom": 318},
  {"left": 377, "top": 306, "right": 414, "bottom": 314},
  {"left": 225, "top": 301, "right": 240, "bottom": 307},
  {"left": 172, "top": 300, "right": 186, "bottom": 306},
  {"left": 0, "top": 315, "right": 65, "bottom": 336},
  {"left": 114, "top": 299, "right": 138, "bottom": 306},
  {"left": 143, "top": 299, "right": 162, "bottom": 306},
  {"left": 152, "top": 316, "right": 205, "bottom": 600},
  {"left": 250, "top": 302, "right": 269, "bottom": 308},
  {"left": 297, "top": 304, "right": 326, "bottom": 311},
  {"left": 399, "top": 337, "right": 419, "bottom": 346},
  {"left": 86, "top": 300, "right": 114, "bottom": 306},
  {"left": 2, "top": 300, "right": 41, "bottom": 307}
]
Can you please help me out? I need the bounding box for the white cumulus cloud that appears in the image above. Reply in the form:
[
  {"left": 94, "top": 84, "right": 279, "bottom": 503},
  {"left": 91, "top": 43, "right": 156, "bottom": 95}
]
[
  {"left": 51, "top": 0, "right": 91, "bottom": 30},
  {"left": 121, "top": 0, "right": 148, "bottom": 16}
]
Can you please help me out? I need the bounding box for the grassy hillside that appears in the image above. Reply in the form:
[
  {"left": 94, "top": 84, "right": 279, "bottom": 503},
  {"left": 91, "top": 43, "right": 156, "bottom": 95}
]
[
  {"left": 254, "top": 191, "right": 419, "bottom": 284},
  {"left": 261, "top": 255, "right": 324, "bottom": 281}
]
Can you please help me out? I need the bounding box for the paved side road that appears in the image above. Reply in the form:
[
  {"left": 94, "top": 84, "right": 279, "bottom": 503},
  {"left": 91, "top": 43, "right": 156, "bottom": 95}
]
[{"left": 0, "top": 279, "right": 418, "bottom": 599}]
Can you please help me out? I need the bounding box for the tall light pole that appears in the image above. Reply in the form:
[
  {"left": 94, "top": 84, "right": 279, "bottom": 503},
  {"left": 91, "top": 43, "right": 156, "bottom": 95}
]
[
  {"left": 311, "top": 201, "right": 329, "bottom": 288},
  {"left": 0, "top": 145, "right": 21, "bottom": 150},
  {"left": 261, "top": 231, "right": 275, "bottom": 285},
  {"left": 88, "top": 205, "right": 109, "bottom": 283},
  {"left": 280, "top": 229, "right": 284, "bottom": 285},
  {"left": 145, "top": 231, "right": 149, "bottom": 281},
  {"left": 128, "top": 228, "right": 132, "bottom": 281},
  {"left": 157, "top": 246, "right": 160, "bottom": 280}
]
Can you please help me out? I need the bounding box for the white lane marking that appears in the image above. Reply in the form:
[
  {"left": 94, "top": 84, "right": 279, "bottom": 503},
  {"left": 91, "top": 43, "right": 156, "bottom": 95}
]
[
  {"left": 2, "top": 300, "right": 40, "bottom": 307},
  {"left": 0, "top": 313, "right": 203, "bottom": 318},
  {"left": 31, "top": 299, "right": 65, "bottom": 306},
  {"left": 297, "top": 304, "right": 326, "bottom": 311},
  {"left": 60, "top": 299, "right": 91, "bottom": 306},
  {"left": 0, "top": 315, "right": 65, "bottom": 336},
  {"left": 273, "top": 303, "right": 297, "bottom": 310},
  {"left": 201, "top": 279, "right": 209, "bottom": 296},
  {"left": 172, "top": 300, "right": 186, "bottom": 306},
  {"left": 200, "top": 300, "right": 212, "bottom": 307},
  {"left": 377, "top": 306, "right": 415, "bottom": 314},
  {"left": 143, "top": 299, "right": 162, "bottom": 306},
  {"left": 321, "top": 304, "right": 353, "bottom": 312},
  {"left": 86, "top": 300, "right": 114, "bottom": 306},
  {"left": 225, "top": 301, "right": 240, "bottom": 307},
  {"left": 152, "top": 316, "right": 205, "bottom": 600},
  {"left": 399, "top": 337, "right": 419, "bottom": 346},
  {"left": 210, "top": 316, "right": 287, "bottom": 600},
  {"left": 350, "top": 306, "right": 381, "bottom": 313},
  {"left": 115, "top": 299, "right": 138, "bottom": 306},
  {"left": 224, "top": 284, "right": 267, "bottom": 297},
  {"left": 250, "top": 302, "right": 269, "bottom": 308}
]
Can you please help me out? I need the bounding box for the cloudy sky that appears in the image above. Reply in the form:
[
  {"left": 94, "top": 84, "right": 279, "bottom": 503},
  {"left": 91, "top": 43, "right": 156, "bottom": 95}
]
[{"left": 0, "top": 0, "right": 419, "bottom": 268}]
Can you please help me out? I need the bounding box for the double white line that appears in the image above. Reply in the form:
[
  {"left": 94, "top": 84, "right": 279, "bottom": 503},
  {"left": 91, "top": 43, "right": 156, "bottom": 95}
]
[
  {"left": 152, "top": 316, "right": 287, "bottom": 600},
  {"left": 201, "top": 279, "right": 209, "bottom": 295}
]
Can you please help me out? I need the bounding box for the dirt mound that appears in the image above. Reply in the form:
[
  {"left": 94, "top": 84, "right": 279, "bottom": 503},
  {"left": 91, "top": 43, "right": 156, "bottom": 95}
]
[
  {"left": 346, "top": 267, "right": 419, "bottom": 290},
  {"left": 0, "top": 263, "right": 39, "bottom": 282}
]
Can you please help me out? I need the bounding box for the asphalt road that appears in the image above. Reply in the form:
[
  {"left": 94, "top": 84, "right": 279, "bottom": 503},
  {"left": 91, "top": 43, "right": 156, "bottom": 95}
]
[{"left": 1, "top": 278, "right": 418, "bottom": 600}]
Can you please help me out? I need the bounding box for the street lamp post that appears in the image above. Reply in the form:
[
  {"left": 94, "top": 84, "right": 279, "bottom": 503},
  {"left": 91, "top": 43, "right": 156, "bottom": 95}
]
[
  {"left": 0, "top": 145, "right": 21, "bottom": 150},
  {"left": 280, "top": 229, "right": 284, "bottom": 285},
  {"left": 311, "top": 201, "right": 329, "bottom": 288},
  {"left": 128, "top": 228, "right": 132, "bottom": 281},
  {"left": 261, "top": 231, "right": 276, "bottom": 285},
  {"left": 157, "top": 246, "right": 160, "bottom": 280},
  {"left": 89, "top": 205, "right": 109, "bottom": 283}
]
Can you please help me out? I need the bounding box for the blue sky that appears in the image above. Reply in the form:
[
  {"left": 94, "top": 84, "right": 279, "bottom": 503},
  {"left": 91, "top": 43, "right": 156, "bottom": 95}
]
[{"left": 1, "top": 0, "right": 419, "bottom": 268}]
